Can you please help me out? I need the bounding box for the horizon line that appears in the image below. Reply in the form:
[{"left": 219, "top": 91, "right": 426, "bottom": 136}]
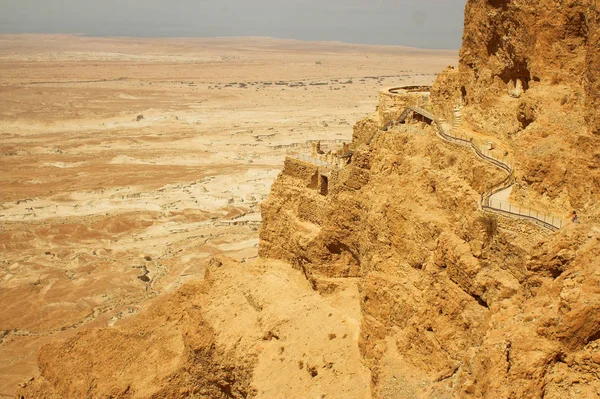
[{"left": 0, "top": 33, "right": 461, "bottom": 53}]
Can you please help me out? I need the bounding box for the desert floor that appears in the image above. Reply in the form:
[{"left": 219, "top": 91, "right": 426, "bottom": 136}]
[{"left": 0, "top": 34, "right": 457, "bottom": 396}]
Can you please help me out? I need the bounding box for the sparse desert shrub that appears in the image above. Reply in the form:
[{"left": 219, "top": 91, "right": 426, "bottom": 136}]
[
  {"left": 429, "top": 179, "right": 437, "bottom": 193},
  {"left": 446, "top": 153, "right": 457, "bottom": 166},
  {"left": 479, "top": 214, "right": 498, "bottom": 242},
  {"left": 560, "top": 95, "right": 568, "bottom": 105}
]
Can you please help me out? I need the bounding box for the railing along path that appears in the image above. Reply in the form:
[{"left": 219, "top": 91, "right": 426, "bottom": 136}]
[
  {"left": 386, "top": 106, "right": 564, "bottom": 231},
  {"left": 284, "top": 106, "right": 564, "bottom": 231}
]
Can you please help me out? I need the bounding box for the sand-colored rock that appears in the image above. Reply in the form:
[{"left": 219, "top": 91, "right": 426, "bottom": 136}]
[
  {"left": 435, "top": 0, "right": 600, "bottom": 218},
  {"left": 260, "top": 112, "right": 600, "bottom": 397},
  {"left": 261, "top": 112, "right": 600, "bottom": 399},
  {"left": 17, "top": 257, "right": 371, "bottom": 399},
  {"left": 585, "top": 5, "right": 600, "bottom": 136},
  {"left": 0, "top": 35, "right": 455, "bottom": 396},
  {"left": 259, "top": 1, "right": 600, "bottom": 396},
  {"left": 8, "top": 1, "right": 600, "bottom": 398}
]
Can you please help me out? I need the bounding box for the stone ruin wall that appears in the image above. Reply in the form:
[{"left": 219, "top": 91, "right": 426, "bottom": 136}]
[
  {"left": 377, "top": 86, "right": 431, "bottom": 128},
  {"left": 282, "top": 157, "right": 319, "bottom": 186}
]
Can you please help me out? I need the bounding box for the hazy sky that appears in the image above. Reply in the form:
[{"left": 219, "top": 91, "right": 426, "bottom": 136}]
[{"left": 0, "top": 0, "right": 466, "bottom": 49}]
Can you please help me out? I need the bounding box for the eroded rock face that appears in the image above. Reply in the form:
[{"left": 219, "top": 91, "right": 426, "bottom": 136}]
[
  {"left": 431, "top": 66, "right": 462, "bottom": 121},
  {"left": 460, "top": 0, "right": 591, "bottom": 104},
  {"left": 259, "top": 1, "right": 600, "bottom": 389},
  {"left": 17, "top": 258, "right": 371, "bottom": 399},
  {"left": 585, "top": 4, "right": 600, "bottom": 136},
  {"left": 16, "top": 2, "right": 600, "bottom": 399},
  {"left": 260, "top": 124, "right": 506, "bottom": 290},
  {"left": 447, "top": 226, "right": 600, "bottom": 399},
  {"left": 260, "top": 112, "right": 600, "bottom": 397},
  {"left": 432, "top": 0, "right": 600, "bottom": 217},
  {"left": 17, "top": 275, "right": 255, "bottom": 399}
]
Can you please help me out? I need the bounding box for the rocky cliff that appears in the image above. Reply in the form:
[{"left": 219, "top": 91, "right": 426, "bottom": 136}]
[
  {"left": 260, "top": 117, "right": 600, "bottom": 397},
  {"left": 259, "top": 1, "right": 600, "bottom": 397},
  {"left": 17, "top": 1, "right": 600, "bottom": 398},
  {"left": 432, "top": 0, "right": 600, "bottom": 218},
  {"left": 586, "top": 3, "right": 600, "bottom": 136},
  {"left": 17, "top": 258, "right": 371, "bottom": 398}
]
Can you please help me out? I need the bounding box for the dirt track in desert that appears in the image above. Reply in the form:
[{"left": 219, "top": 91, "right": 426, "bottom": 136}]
[{"left": 0, "top": 34, "right": 456, "bottom": 396}]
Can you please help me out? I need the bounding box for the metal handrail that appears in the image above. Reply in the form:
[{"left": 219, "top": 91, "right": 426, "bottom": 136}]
[{"left": 384, "top": 107, "right": 565, "bottom": 231}]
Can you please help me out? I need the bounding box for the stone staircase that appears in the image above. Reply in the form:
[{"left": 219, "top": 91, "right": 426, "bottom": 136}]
[{"left": 452, "top": 104, "right": 463, "bottom": 132}]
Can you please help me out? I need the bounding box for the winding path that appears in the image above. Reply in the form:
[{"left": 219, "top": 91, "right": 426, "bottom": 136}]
[
  {"left": 287, "top": 105, "right": 564, "bottom": 231},
  {"left": 385, "top": 106, "right": 564, "bottom": 231}
]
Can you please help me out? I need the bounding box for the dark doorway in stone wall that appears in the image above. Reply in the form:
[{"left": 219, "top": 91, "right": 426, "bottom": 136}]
[
  {"left": 319, "top": 175, "right": 329, "bottom": 196},
  {"left": 500, "top": 60, "right": 531, "bottom": 91},
  {"left": 308, "top": 171, "right": 319, "bottom": 189}
]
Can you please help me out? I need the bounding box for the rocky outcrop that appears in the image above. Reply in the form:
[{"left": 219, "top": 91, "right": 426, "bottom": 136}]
[
  {"left": 16, "top": 2, "right": 600, "bottom": 399},
  {"left": 459, "top": 0, "right": 592, "bottom": 103},
  {"left": 449, "top": 226, "right": 600, "bottom": 398},
  {"left": 430, "top": 66, "right": 462, "bottom": 121},
  {"left": 260, "top": 122, "right": 506, "bottom": 289},
  {"left": 586, "top": 4, "right": 600, "bottom": 136},
  {"left": 432, "top": 0, "right": 600, "bottom": 218},
  {"left": 260, "top": 107, "right": 600, "bottom": 397},
  {"left": 259, "top": 3, "right": 600, "bottom": 395},
  {"left": 17, "top": 265, "right": 255, "bottom": 399},
  {"left": 17, "top": 258, "right": 371, "bottom": 399}
]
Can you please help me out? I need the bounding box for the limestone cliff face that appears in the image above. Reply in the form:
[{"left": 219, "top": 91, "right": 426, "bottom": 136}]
[
  {"left": 432, "top": 0, "right": 600, "bottom": 217},
  {"left": 17, "top": 258, "right": 372, "bottom": 398},
  {"left": 260, "top": 110, "right": 600, "bottom": 397},
  {"left": 586, "top": 4, "right": 600, "bottom": 135},
  {"left": 460, "top": 0, "right": 591, "bottom": 94},
  {"left": 260, "top": 122, "right": 600, "bottom": 398},
  {"left": 17, "top": 269, "right": 256, "bottom": 399},
  {"left": 259, "top": 2, "right": 600, "bottom": 395},
  {"left": 16, "top": 2, "right": 600, "bottom": 399},
  {"left": 260, "top": 124, "right": 506, "bottom": 290}
]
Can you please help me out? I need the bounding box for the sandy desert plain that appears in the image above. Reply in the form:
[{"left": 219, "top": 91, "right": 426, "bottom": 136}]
[{"left": 0, "top": 34, "right": 457, "bottom": 396}]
